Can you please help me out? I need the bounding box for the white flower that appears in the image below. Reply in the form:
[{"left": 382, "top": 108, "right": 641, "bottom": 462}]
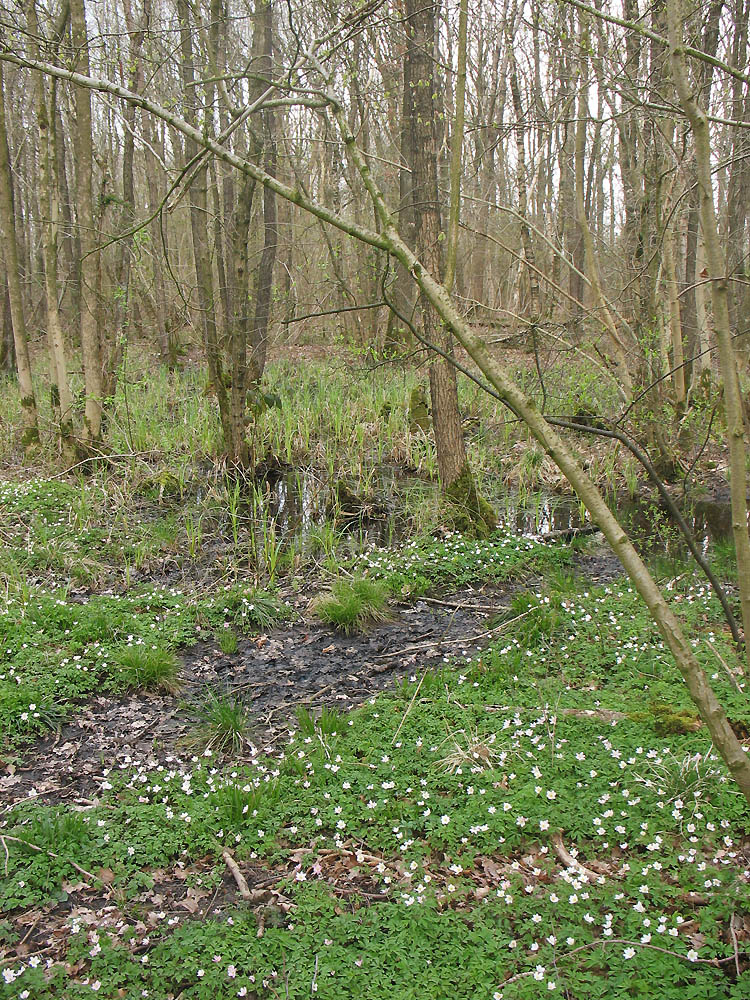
[
  {"left": 687, "top": 949, "right": 699, "bottom": 962},
  {"left": 441, "top": 815, "right": 450, "bottom": 825},
  {"left": 623, "top": 948, "right": 636, "bottom": 959}
]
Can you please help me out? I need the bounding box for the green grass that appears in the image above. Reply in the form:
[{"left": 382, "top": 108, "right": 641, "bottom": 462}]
[
  {"left": 0, "top": 353, "right": 746, "bottom": 999},
  {"left": 0, "top": 583, "right": 288, "bottom": 747},
  {"left": 115, "top": 645, "right": 181, "bottom": 693},
  {"left": 312, "top": 577, "right": 391, "bottom": 633},
  {"left": 185, "top": 690, "right": 253, "bottom": 755},
  {"left": 0, "top": 353, "right": 646, "bottom": 497},
  {"left": 216, "top": 628, "right": 239, "bottom": 654},
  {"left": 2, "top": 572, "right": 749, "bottom": 998}
]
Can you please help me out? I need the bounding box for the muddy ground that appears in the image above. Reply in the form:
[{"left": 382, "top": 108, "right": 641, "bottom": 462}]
[{"left": 2, "top": 543, "right": 623, "bottom": 816}]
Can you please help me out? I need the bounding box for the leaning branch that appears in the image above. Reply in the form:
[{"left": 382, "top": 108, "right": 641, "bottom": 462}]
[{"left": 0, "top": 50, "right": 390, "bottom": 254}]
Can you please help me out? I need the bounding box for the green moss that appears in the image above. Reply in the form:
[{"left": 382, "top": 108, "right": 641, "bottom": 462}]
[
  {"left": 628, "top": 702, "right": 702, "bottom": 735},
  {"left": 444, "top": 465, "right": 497, "bottom": 539},
  {"left": 408, "top": 387, "right": 431, "bottom": 432}
]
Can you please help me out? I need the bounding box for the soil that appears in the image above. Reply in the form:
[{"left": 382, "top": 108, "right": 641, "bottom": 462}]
[{"left": 2, "top": 545, "right": 625, "bottom": 816}]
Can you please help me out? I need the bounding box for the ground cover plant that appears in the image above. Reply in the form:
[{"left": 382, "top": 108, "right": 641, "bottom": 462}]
[
  {"left": 1, "top": 354, "right": 749, "bottom": 999},
  {"left": 2, "top": 561, "right": 750, "bottom": 998},
  {"left": 0, "top": 580, "right": 288, "bottom": 747}
]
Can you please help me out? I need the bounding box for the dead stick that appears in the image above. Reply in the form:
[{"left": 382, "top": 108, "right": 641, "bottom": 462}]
[
  {"left": 730, "top": 912, "right": 741, "bottom": 977},
  {"left": 706, "top": 639, "right": 744, "bottom": 693},
  {"left": 222, "top": 849, "right": 252, "bottom": 901},
  {"left": 376, "top": 606, "right": 539, "bottom": 660},
  {"left": 0, "top": 834, "right": 98, "bottom": 882},
  {"left": 550, "top": 831, "right": 601, "bottom": 881},
  {"left": 418, "top": 596, "right": 505, "bottom": 612}
]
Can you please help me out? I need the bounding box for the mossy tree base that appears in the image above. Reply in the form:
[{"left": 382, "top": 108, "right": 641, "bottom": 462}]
[{"left": 444, "top": 465, "right": 497, "bottom": 538}]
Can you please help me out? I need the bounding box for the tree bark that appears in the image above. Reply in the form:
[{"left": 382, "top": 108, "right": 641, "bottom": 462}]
[
  {"left": 668, "top": 0, "right": 750, "bottom": 673},
  {"left": 27, "top": 0, "right": 74, "bottom": 445},
  {"left": 70, "top": 0, "right": 103, "bottom": 445},
  {"left": 0, "top": 61, "right": 39, "bottom": 453}
]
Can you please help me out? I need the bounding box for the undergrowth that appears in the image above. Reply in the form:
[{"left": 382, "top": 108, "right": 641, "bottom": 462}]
[
  {"left": 0, "top": 584, "right": 288, "bottom": 747},
  {"left": 2, "top": 573, "right": 749, "bottom": 998}
]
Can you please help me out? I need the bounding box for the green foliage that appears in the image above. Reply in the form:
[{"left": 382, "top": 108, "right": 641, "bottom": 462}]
[
  {"left": 115, "top": 645, "right": 181, "bottom": 692},
  {"left": 0, "top": 582, "right": 287, "bottom": 747},
  {"left": 296, "top": 704, "right": 345, "bottom": 738},
  {"left": 186, "top": 690, "right": 253, "bottom": 755},
  {"left": 354, "top": 531, "right": 572, "bottom": 598},
  {"left": 216, "top": 629, "right": 239, "bottom": 654},
  {"left": 312, "top": 577, "right": 390, "bottom": 633},
  {"left": 2, "top": 572, "right": 749, "bottom": 999}
]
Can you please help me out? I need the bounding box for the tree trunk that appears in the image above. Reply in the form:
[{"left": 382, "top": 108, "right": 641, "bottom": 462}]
[
  {"left": 668, "top": 0, "right": 750, "bottom": 673},
  {"left": 28, "top": 0, "right": 74, "bottom": 446},
  {"left": 404, "top": 0, "right": 494, "bottom": 534},
  {"left": 70, "top": 0, "right": 103, "bottom": 445},
  {"left": 0, "top": 62, "right": 39, "bottom": 453},
  {"left": 248, "top": 0, "right": 277, "bottom": 383},
  {"left": 176, "top": 0, "right": 232, "bottom": 454}
]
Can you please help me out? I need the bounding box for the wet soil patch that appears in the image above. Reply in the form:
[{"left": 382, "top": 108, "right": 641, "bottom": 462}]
[{"left": 3, "top": 586, "right": 523, "bottom": 811}]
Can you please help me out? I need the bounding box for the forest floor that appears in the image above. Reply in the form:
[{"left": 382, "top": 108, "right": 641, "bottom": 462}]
[{"left": 1, "top": 352, "right": 750, "bottom": 999}]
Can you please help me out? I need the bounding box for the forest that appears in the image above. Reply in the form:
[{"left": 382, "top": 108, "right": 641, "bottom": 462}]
[{"left": 2, "top": 0, "right": 750, "bottom": 995}]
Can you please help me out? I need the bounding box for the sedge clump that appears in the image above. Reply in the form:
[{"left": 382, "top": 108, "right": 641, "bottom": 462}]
[{"left": 312, "top": 578, "right": 391, "bottom": 634}]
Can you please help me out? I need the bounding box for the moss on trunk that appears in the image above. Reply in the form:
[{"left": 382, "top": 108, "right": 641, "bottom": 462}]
[{"left": 444, "top": 464, "right": 497, "bottom": 538}]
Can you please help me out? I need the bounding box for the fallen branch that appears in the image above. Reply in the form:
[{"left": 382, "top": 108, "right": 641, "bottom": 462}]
[
  {"left": 418, "top": 596, "right": 505, "bottom": 613},
  {"left": 550, "top": 830, "right": 602, "bottom": 881},
  {"left": 706, "top": 639, "right": 744, "bottom": 694},
  {"left": 46, "top": 449, "right": 161, "bottom": 480},
  {"left": 494, "top": 935, "right": 738, "bottom": 994},
  {"left": 0, "top": 834, "right": 97, "bottom": 882},
  {"left": 222, "top": 849, "right": 252, "bottom": 901},
  {"left": 376, "top": 607, "right": 539, "bottom": 660}
]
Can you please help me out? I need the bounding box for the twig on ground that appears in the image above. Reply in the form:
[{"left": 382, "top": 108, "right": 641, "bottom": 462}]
[
  {"left": 46, "top": 450, "right": 160, "bottom": 480},
  {"left": 0, "top": 834, "right": 98, "bottom": 882},
  {"left": 391, "top": 669, "right": 428, "bottom": 745},
  {"left": 418, "top": 596, "right": 504, "bottom": 612},
  {"left": 494, "top": 936, "right": 737, "bottom": 993},
  {"left": 222, "top": 849, "right": 252, "bottom": 900},
  {"left": 550, "top": 831, "right": 602, "bottom": 881},
  {"left": 375, "top": 606, "right": 539, "bottom": 660},
  {"left": 730, "top": 912, "right": 741, "bottom": 977},
  {"left": 706, "top": 639, "right": 744, "bottom": 693}
]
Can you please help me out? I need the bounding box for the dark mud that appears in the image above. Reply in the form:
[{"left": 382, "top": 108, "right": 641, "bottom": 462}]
[
  {"left": 2, "top": 586, "right": 521, "bottom": 812},
  {"left": 2, "top": 541, "right": 625, "bottom": 812}
]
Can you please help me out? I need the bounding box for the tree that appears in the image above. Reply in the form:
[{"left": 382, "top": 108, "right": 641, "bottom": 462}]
[
  {"left": 403, "top": 0, "right": 495, "bottom": 535},
  {"left": 69, "top": 0, "right": 104, "bottom": 446},
  {"left": 4, "top": 1, "right": 750, "bottom": 800},
  {"left": 0, "top": 61, "right": 38, "bottom": 454}
]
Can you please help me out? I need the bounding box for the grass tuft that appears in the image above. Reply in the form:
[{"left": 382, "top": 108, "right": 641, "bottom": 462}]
[
  {"left": 185, "top": 690, "right": 253, "bottom": 756},
  {"left": 115, "top": 646, "right": 181, "bottom": 693},
  {"left": 216, "top": 629, "right": 239, "bottom": 654},
  {"left": 312, "top": 577, "right": 390, "bottom": 633}
]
